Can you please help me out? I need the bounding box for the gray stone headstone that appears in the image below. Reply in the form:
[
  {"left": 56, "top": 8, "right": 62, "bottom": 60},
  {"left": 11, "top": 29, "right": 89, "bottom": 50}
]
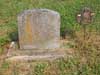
[{"left": 18, "top": 9, "right": 60, "bottom": 50}]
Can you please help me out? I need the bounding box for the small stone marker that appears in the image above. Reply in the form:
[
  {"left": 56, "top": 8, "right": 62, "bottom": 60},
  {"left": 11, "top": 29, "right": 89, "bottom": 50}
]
[
  {"left": 76, "top": 7, "right": 94, "bottom": 24},
  {"left": 18, "top": 9, "right": 60, "bottom": 50}
]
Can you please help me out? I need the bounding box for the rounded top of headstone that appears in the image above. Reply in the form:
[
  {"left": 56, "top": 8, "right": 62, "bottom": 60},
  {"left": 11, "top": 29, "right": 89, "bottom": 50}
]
[{"left": 18, "top": 9, "right": 60, "bottom": 17}]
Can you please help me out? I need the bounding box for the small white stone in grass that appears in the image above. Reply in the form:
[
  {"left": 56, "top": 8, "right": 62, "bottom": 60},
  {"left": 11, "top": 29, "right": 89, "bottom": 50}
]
[
  {"left": 7, "top": 41, "right": 15, "bottom": 57},
  {"left": 77, "top": 14, "right": 81, "bottom": 17},
  {"left": 9, "top": 41, "right": 15, "bottom": 48}
]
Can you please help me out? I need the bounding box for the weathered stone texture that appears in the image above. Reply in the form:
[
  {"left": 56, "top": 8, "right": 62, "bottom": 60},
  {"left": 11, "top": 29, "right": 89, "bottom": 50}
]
[{"left": 18, "top": 9, "right": 60, "bottom": 50}]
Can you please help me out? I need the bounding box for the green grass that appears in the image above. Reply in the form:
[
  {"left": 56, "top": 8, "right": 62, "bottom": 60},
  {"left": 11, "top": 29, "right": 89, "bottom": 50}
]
[
  {"left": 0, "top": 0, "right": 100, "bottom": 46},
  {"left": 0, "top": 0, "right": 100, "bottom": 75},
  {"left": 0, "top": 58, "right": 100, "bottom": 75}
]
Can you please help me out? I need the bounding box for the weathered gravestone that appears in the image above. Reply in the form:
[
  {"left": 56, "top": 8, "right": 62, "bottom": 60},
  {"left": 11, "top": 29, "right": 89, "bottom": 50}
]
[
  {"left": 6, "top": 9, "right": 66, "bottom": 61},
  {"left": 18, "top": 9, "right": 60, "bottom": 50}
]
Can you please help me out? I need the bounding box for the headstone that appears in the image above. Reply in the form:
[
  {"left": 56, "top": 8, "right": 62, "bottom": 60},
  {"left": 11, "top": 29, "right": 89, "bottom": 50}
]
[
  {"left": 18, "top": 9, "right": 60, "bottom": 50},
  {"left": 6, "top": 9, "right": 66, "bottom": 61}
]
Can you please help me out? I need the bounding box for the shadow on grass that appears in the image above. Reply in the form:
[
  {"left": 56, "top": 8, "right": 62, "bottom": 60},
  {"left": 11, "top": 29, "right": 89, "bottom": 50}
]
[
  {"left": 9, "top": 31, "right": 18, "bottom": 42},
  {"left": 8, "top": 31, "right": 20, "bottom": 48}
]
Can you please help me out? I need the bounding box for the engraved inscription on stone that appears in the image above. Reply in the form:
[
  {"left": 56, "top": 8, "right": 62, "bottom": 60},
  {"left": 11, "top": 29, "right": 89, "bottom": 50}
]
[{"left": 18, "top": 9, "right": 60, "bottom": 50}]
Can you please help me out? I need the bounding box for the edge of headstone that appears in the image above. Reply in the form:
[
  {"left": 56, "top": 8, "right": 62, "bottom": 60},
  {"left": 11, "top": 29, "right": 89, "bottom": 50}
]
[{"left": 17, "top": 9, "right": 60, "bottom": 17}]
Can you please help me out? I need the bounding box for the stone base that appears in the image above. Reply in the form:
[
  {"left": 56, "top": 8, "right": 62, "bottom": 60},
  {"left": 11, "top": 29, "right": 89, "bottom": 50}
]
[{"left": 6, "top": 49, "right": 66, "bottom": 62}]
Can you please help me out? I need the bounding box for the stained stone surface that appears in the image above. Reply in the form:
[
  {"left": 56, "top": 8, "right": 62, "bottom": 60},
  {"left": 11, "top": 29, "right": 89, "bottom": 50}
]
[
  {"left": 6, "top": 49, "right": 66, "bottom": 62},
  {"left": 18, "top": 9, "right": 60, "bottom": 50}
]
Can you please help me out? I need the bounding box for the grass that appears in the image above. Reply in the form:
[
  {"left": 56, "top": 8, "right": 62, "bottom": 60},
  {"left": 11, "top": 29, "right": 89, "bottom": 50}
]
[
  {"left": 0, "top": 0, "right": 100, "bottom": 46},
  {"left": 0, "top": 58, "right": 100, "bottom": 75},
  {"left": 0, "top": 0, "right": 100, "bottom": 75}
]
